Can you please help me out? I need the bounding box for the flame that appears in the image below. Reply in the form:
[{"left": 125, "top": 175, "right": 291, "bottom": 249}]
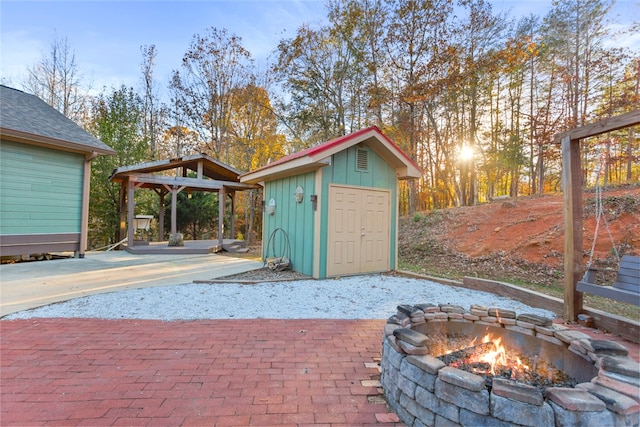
[{"left": 473, "top": 334, "right": 529, "bottom": 377}]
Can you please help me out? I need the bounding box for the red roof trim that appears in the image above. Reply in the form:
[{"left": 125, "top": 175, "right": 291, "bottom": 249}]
[{"left": 244, "top": 126, "right": 419, "bottom": 175}]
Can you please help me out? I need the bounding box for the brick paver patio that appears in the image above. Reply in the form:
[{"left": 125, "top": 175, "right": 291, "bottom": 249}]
[{"left": 1, "top": 318, "right": 403, "bottom": 426}]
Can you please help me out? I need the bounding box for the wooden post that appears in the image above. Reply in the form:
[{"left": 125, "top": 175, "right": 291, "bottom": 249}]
[
  {"left": 158, "top": 191, "right": 165, "bottom": 241},
  {"left": 218, "top": 187, "right": 226, "bottom": 246},
  {"left": 127, "top": 179, "right": 136, "bottom": 247},
  {"left": 169, "top": 185, "right": 186, "bottom": 236},
  {"left": 153, "top": 188, "right": 166, "bottom": 242},
  {"left": 561, "top": 136, "right": 584, "bottom": 322},
  {"left": 230, "top": 191, "right": 235, "bottom": 240},
  {"left": 171, "top": 186, "right": 178, "bottom": 235},
  {"left": 118, "top": 181, "right": 127, "bottom": 248}
]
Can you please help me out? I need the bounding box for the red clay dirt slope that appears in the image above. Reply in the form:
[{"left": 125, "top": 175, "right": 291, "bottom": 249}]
[{"left": 398, "top": 185, "right": 640, "bottom": 285}]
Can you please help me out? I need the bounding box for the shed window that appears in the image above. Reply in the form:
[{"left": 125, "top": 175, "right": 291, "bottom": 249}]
[{"left": 356, "top": 148, "right": 369, "bottom": 172}]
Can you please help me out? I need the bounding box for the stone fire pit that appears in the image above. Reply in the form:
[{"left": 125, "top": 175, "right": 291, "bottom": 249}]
[{"left": 380, "top": 303, "right": 639, "bottom": 426}]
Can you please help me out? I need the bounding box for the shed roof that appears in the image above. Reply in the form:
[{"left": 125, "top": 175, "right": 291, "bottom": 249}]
[
  {"left": 0, "top": 85, "right": 115, "bottom": 155},
  {"left": 240, "top": 126, "right": 422, "bottom": 184}
]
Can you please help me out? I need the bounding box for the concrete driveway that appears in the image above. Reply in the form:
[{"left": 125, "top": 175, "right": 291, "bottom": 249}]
[{"left": 0, "top": 251, "right": 263, "bottom": 317}]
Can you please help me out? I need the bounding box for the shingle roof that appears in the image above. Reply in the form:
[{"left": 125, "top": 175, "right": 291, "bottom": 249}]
[{"left": 0, "top": 85, "right": 115, "bottom": 155}]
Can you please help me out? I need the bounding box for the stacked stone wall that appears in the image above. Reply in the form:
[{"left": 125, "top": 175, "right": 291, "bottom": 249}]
[{"left": 380, "top": 304, "right": 639, "bottom": 427}]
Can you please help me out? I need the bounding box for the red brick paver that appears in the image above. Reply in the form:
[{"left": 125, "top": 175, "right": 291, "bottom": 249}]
[{"left": 1, "top": 318, "right": 403, "bottom": 426}]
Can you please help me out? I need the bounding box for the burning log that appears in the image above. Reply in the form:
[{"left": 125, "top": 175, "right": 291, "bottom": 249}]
[
  {"left": 433, "top": 333, "right": 578, "bottom": 389},
  {"left": 438, "top": 341, "right": 497, "bottom": 366}
]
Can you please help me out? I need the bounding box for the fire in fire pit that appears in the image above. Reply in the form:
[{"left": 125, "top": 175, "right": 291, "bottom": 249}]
[{"left": 435, "top": 333, "right": 576, "bottom": 388}]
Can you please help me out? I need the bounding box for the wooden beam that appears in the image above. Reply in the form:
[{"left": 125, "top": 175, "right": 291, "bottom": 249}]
[
  {"left": 561, "top": 136, "right": 584, "bottom": 322},
  {"left": 123, "top": 173, "right": 258, "bottom": 191},
  {"left": 554, "top": 109, "right": 640, "bottom": 143}
]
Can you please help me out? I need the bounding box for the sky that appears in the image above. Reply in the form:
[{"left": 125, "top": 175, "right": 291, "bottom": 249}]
[{"left": 1, "top": 0, "right": 638, "bottom": 99}]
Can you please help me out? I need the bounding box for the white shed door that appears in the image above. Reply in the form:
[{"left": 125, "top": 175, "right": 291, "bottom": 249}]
[{"left": 327, "top": 185, "right": 390, "bottom": 277}]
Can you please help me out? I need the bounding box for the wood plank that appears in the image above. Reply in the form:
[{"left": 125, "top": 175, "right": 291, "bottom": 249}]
[
  {"left": 617, "top": 266, "right": 640, "bottom": 279},
  {"left": 577, "top": 281, "right": 640, "bottom": 306},
  {"left": 0, "top": 233, "right": 80, "bottom": 256},
  {"left": 620, "top": 255, "right": 640, "bottom": 267},
  {"left": 1, "top": 233, "right": 80, "bottom": 244},
  {"left": 615, "top": 255, "right": 640, "bottom": 292},
  {"left": 615, "top": 278, "right": 639, "bottom": 292},
  {"left": 461, "top": 276, "right": 639, "bottom": 342},
  {"left": 462, "top": 276, "right": 565, "bottom": 315},
  {"left": 554, "top": 110, "right": 640, "bottom": 143}
]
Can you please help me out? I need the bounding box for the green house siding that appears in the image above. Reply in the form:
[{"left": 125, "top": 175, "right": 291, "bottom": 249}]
[
  {"left": 318, "top": 146, "right": 398, "bottom": 278},
  {"left": 0, "top": 140, "right": 84, "bottom": 235},
  {"left": 263, "top": 172, "right": 316, "bottom": 276}
]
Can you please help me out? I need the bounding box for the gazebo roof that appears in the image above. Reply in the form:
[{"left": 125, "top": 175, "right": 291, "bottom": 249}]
[{"left": 110, "top": 153, "right": 258, "bottom": 192}]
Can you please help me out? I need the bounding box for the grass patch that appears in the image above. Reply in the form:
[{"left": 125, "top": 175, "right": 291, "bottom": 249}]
[{"left": 399, "top": 260, "right": 637, "bottom": 320}]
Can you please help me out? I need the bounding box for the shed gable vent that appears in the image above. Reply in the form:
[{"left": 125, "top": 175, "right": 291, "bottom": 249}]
[{"left": 356, "top": 148, "right": 369, "bottom": 172}]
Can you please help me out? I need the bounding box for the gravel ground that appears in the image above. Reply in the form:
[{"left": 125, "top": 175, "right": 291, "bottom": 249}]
[{"left": 4, "top": 273, "right": 556, "bottom": 321}]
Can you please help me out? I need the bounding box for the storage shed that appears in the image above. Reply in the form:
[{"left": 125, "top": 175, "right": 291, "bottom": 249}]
[
  {"left": 240, "top": 126, "right": 421, "bottom": 278},
  {"left": 0, "top": 85, "right": 115, "bottom": 258}
]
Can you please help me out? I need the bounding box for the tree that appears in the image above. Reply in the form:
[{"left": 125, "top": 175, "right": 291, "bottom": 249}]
[
  {"left": 87, "top": 86, "right": 149, "bottom": 248},
  {"left": 384, "top": 0, "right": 454, "bottom": 213},
  {"left": 451, "top": 0, "right": 506, "bottom": 203},
  {"left": 170, "top": 27, "right": 254, "bottom": 162},
  {"left": 228, "top": 83, "right": 286, "bottom": 171},
  {"left": 327, "top": 0, "right": 388, "bottom": 127},
  {"left": 140, "top": 44, "right": 164, "bottom": 159},
  {"left": 274, "top": 24, "right": 362, "bottom": 144},
  {"left": 166, "top": 189, "right": 218, "bottom": 240},
  {"left": 23, "top": 32, "right": 89, "bottom": 123},
  {"left": 542, "top": 0, "right": 614, "bottom": 128}
]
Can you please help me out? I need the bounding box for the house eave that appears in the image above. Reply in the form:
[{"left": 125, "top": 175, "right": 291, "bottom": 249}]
[{"left": 1, "top": 127, "right": 116, "bottom": 156}]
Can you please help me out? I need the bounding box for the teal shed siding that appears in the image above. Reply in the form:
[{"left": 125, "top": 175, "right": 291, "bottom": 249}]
[
  {"left": 0, "top": 140, "right": 84, "bottom": 235},
  {"left": 317, "top": 146, "right": 398, "bottom": 278},
  {"left": 263, "top": 172, "right": 316, "bottom": 276},
  {"left": 261, "top": 146, "right": 398, "bottom": 279}
]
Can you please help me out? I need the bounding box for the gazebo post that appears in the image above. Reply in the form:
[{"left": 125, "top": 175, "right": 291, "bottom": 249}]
[
  {"left": 230, "top": 191, "right": 235, "bottom": 240},
  {"left": 218, "top": 187, "right": 226, "bottom": 247},
  {"left": 169, "top": 185, "right": 186, "bottom": 237},
  {"left": 171, "top": 186, "right": 178, "bottom": 235},
  {"left": 158, "top": 191, "right": 165, "bottom": 242},
  {"left": 127, "top": 179, "right": 136, "bottom": 246},
  {"left": 118, "top": 181, "right": 127, "bottom": 248},
  {"left": 153, "top": 188, "right": 166, "bottom": 242}
]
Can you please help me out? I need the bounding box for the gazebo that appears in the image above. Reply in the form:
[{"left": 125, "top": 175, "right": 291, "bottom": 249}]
[{"left": 109, "top": 153, "right": 259, "bottom": 253}]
